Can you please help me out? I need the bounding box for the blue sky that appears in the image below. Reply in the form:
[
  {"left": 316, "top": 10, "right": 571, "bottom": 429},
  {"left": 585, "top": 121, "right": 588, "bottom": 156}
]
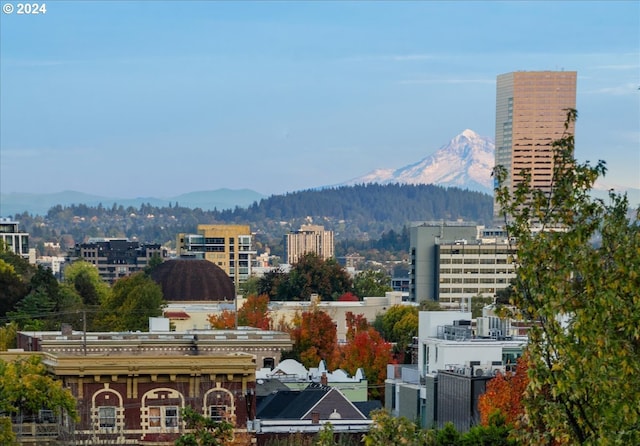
[{"left": 1, "top": 1, "right": 638, "bottom": 198}]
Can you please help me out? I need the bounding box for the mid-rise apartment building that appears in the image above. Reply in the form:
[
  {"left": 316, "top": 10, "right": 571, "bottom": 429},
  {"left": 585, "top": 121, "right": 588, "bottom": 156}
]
[
  {"left": 176, "top": 224, "right": 255, "bottom": 290},
  {"left": 67, "top": 238, "right": 167, "bottom": 283},
  {"left": 0, "top": 218, "right": 30, "bottom": 260},
  {"left": 284, "top": 224, "right": 334, "bottom": 265},
  {"left": 494, "top": 70, "right": 577, "bottom": 221}
]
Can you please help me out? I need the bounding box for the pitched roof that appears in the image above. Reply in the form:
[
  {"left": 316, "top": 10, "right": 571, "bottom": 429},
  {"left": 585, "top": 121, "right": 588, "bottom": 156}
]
[{"left": 256, "top": 383, "right": 368, "bottom": 421}]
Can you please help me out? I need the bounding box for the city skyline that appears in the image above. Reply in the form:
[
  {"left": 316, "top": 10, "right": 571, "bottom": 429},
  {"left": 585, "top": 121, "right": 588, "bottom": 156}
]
[{"left": 1, "top": 1, "right": 638, "bottom": 198}]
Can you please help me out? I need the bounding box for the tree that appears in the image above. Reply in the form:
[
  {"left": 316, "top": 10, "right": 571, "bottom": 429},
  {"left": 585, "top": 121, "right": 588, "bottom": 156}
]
[
  {"left": 63, "top": 260, "right": 109, "bottom": 307},
  {"left": 208, "top": 310, "right": 236, "bottom": 329},
  {"left": 352, "top": 269, "right": 392, "bottom": 298},
  {"left": 337, "top": 292, "right": 359, "bottom": 302},
  {"left": 478, "top": 356, "right": 529, "bottom": 427},
  {"left": 174, "top": 406, "right": 234, "bottom": 446},
  {"left": 0, "top": 322, "right": 18, "bottom": 351},
  {"left": 494, "top": 109, "right": 640, "bottom": 444},
  {"left": 337, "top": 314, "right": 393, "bottom": 400},
  {"left": 95, "top": 271, "right": 165, "bottom": 331},
  {"left": 363, "top": 409, "right": 433, "bottom": 446},
  {"left": 287, "top": 307, "right": 337, "bottom": 368},
  {"left": 470, "top": 294, "right": 494, "bottom": 319},
  {"left": 258, "top": 254, "right": 353, "bottom": 301},
  {"left": 208, "top": 294, "right": 272, "bottom": 330},
  {"left": 0, "top": 355, "right": 77, "bottom": 435},
  {"left": 0, "top": 258, "right": 28, "bottom": 318},
  {"left": 373, "top": 305, "right": 419, "bottom": 360},
  {"left": 237, "top": 294, "right": 271, "bottom": 329}
]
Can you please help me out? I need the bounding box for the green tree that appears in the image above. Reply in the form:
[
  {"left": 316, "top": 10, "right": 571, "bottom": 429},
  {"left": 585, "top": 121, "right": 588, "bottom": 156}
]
[
  {"left": 0, "top": 355, "right": 77, "bottom": 434},
  {"left": 174, "top": 406, "right": 233, "bottom": 446},
  {"left": 352, "top": 269, "right": 392, "bottom": 298},
  {"left": 258, "top": 253, "right": 353, "bottom": 301},
  {"left": 374, "top": 305, "right": 419, "bottom": 358},
  {"left": 65, "top": 261, "right": 107, "bottom": 306},
  {"left": 0, "top": 258, "right": 28, "bottom": 318},
  {"left": 363, "top": 409, "right": 433, "bottom": 446},
  {"left": 470, "top": 295, "right": 494, "bottom": 319},
  {"left": 494, "top": 110, "right": 640, "bottom": 444},
  {"left": 0, "top": 322, "right": 18, "bottom": 351},
  {"left": 96, "top": 271, "right": 165, "bottom": 331}
]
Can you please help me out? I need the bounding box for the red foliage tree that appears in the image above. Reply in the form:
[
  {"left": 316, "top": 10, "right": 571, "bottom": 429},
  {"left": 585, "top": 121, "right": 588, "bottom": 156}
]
[
  {"left": 478, "top": 355, "right": 529, "bottom": 426},
  {"left": 338, "top": 292, "right": 359, "bottom": 302},
  {"left": 337, "top": 313, "right": 394, "bottom": 400},
  {"left": 289, "top": 308, "right": 337, "bottom": 369}
]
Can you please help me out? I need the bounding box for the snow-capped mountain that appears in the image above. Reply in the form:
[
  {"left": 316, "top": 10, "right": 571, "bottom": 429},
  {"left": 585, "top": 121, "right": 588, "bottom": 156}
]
[{"left": 343, "top": 129, "right": 495, "bottom": 194}]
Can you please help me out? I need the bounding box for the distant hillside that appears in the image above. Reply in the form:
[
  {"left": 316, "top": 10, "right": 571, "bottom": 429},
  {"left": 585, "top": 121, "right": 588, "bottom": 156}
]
[
  {"left": 16, "top": 184, "right": 493, "bottom": 253},
  {"left": 0, "top": 189, "right": 266, "bottom": 217}
]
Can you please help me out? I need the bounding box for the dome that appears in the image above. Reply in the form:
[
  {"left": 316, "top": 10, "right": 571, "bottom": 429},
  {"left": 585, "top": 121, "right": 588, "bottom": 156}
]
[{"left": 150, "top": 259, "right": 235, "bottom": 302}]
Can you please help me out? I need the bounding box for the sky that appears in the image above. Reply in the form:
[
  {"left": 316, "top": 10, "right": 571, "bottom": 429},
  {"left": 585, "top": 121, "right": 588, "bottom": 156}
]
[{"left": 1, "top": 1, "right": 638, "bottom": 198}]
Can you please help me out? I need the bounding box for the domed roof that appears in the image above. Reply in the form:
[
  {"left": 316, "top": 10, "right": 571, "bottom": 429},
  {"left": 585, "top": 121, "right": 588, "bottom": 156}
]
[{"left": 150, "top": 259, "right": 235, "bottom": 302}]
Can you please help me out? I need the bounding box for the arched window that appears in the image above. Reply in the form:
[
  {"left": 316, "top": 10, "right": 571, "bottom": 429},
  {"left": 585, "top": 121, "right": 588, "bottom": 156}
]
[{"left": 203, "top": 387, "right": 235, "bottom": 424}]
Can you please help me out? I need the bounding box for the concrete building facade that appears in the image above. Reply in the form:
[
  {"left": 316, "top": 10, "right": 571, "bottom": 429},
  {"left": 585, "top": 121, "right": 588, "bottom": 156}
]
[
  {"left": 385, "top": 311, "right": 525, "bottom": 430},
  {"left": 436, "top": 242, "right": 516, "bottom": 308},
  {"left": 0, "top": 218, "right": 30, "bottom": 260},
  {"left": 284, "top": 224, "right": 334, "bottom": 265},
  {"left": 176, "top": 224, "right": 255, "bottom": 290},
  {"left": 494, "top": 70, "right": 577, "bottom": 221},
  {"left": 67, "top": 238, "right": 167, "bottom": 283},
  {"left": 409, "top": 223, "right": 517, "bottom": 308}
]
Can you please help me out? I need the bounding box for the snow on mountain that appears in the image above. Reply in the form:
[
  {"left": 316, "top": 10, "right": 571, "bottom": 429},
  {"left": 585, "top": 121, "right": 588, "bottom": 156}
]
[{"left": 342, "top": 129, "right": 495, "bottom": 194}]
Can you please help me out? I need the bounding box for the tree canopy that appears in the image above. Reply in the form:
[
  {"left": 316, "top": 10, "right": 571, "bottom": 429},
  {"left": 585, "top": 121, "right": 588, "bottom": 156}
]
[
  {"left": 494, "top": 110, "right": 640, "bottom": 444},
  {"left": 258, "top": 253, "right": 353, "bottom": 301},
  {"left": 95, "top": 271, "right": 165, "bottom": 332},
  {"left": 0, "top": 355, "right": 77, "bottom": 443}
]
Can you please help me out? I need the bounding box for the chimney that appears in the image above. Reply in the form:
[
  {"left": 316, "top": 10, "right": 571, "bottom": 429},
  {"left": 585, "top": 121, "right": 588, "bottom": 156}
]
[
  {"left": 321, "top": 372, "right": 328, "bottom": 386},
  {"left": 311, "top": 411, "right": 320, "bottom": 424}
]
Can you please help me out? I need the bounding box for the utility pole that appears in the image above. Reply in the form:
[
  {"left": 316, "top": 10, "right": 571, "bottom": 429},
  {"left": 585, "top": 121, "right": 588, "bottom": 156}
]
[{"left": 83, "top": 309, "right": 87, "bottom": 356}]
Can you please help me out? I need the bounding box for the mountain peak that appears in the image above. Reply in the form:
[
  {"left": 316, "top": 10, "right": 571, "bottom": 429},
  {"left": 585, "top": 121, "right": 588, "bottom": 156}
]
[
  {"left": 342, "top": 130, "right": 496, "bottom": 193},
  {"left": 461, "top": 129, "right": 479, "bottom": 139}
]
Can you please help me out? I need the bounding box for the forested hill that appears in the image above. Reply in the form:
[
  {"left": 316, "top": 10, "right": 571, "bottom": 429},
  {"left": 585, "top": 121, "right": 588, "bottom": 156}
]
[
  {"left": 19, "top": 184, "right": 493, "bottom": 249},
  {"left": 223, "top": 183, "right": 492, "bottom": 229}
]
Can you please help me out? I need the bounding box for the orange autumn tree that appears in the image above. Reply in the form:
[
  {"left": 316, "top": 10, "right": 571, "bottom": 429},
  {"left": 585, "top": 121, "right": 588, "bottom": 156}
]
[
  {"left": 208, "top": 294, "right": 272, "bottom": 330},
  {"left": 478, "top": 355, "right": 529, "bottom": 426},
  {"left": 337, "top": 311, "right": 394, "bottom": 400},
  {"left": 237, "top": 294, "right": 271, "bottom": 330},
  {"left": 208, "top": 309, "right": 235, "bottom": 329},
  {"left": 288, "top": 307, "right": 338, "bottom": 369}
]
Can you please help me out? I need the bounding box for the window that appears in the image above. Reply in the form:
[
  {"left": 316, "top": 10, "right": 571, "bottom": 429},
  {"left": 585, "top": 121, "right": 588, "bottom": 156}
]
[
  {"left": 210, "top": 405, "right": 229, "bottom": 422},
  {"left": 165, "top": 407, "right": 178, "bottom": 427},
  {"left": 98, "top": 407, "right": 116, "bottom": 428},
  {"left": 148, "top": 406, "right": 179, "bottom": 429}
]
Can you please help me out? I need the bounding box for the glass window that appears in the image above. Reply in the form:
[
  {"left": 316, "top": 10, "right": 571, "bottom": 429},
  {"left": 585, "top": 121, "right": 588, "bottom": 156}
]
[
  {"left": 165, "top": 407, "right": 178, "bottom": 427},
  {"left": 210, "top": 405, "right": 228, "bottom": 422},
  {"left": 148, "top": 406, "right": 179, "bottom": 429},
  {"left": 98, "top": 407, "right": 116, "bottom": 428},
  {"left": 149, "top": 407, "right": 161, "bottom": 427}
]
